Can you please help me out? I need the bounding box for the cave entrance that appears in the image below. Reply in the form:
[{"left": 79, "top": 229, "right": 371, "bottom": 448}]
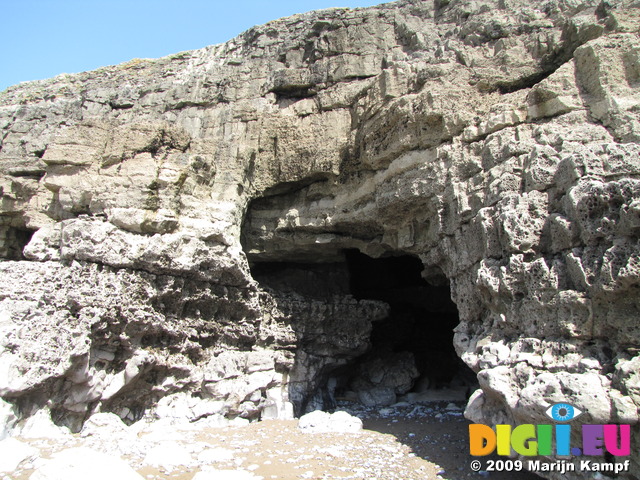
[
  {"left": 248, "top": 249, "right": 475, "bottom": 414},
  {"left": 336, "top": 250, "right": 474, "bottom": 407},
  {"left": 0, "top": 226, "right": 36, "bottom": 260}
]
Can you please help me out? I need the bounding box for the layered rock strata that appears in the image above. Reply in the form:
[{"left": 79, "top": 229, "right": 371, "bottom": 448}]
[{"left": 1, "top": 0, "right": 640, "bottom": 478}]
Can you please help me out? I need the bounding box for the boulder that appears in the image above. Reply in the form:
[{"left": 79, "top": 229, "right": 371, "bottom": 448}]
[{"left": 298, "top": 410, "right": 363, "bottom": 434}]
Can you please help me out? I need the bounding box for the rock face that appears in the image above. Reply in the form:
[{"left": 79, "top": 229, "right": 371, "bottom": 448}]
[{"left": 1, "top": 0, "right": 639, "bottom": 478}]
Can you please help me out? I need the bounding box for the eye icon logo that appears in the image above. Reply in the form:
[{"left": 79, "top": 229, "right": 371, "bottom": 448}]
[{"left": 545, "top": 403, "right": 583, "bottom": 422}]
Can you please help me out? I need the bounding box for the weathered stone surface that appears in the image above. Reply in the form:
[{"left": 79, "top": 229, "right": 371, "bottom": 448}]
[
  {"left": 350, "top": 352, "right": 420, "bottom": 406},
  {"left": 1, "top": 1, "right": 639, "bottom": 478}
]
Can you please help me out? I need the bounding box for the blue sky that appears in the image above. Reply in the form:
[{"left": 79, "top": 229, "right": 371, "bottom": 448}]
[{"left": 1, "top": 0, "right": 385, "bottom": 92}]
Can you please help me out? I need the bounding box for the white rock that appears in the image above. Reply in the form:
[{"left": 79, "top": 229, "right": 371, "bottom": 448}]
[
  {"left": 260, "top": 387, "right": 294, "bottom": 420},
  {"left": 330, "top": 411, "right": 363, "bottom": 432},
  {"left": 17, "top": 409, "right": 71, "bottom": 439},
  {"left": 464, "top": 389, "right": 486, "bottom": 424},
  {"left": 80, "top": 412, "right": 130, "bottom": 438},
  {"left": 142, "top": 442, "right": 193, "bottom": 469},
  {"left": 298, "top": 410, "right": 362, "bottom": 433},
  {"left": 154, "top": 392, "right": 224, "bottom": 421},
  {"left": 0, "top": 438, "right": 38, "bottom": 472},
  {"left": 29, "top": 447, "right": 143, "bottom": 480},
  {"left": 298, "top": 410, "right": 331, "bottom": 433},
  {"left": 228, "top": 417, "right": 250, "bottom": 427}
]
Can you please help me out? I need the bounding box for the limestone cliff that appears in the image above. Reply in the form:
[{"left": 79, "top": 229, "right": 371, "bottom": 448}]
[{"left": 1, "top": 0, "right": 640, "bottom": 478}]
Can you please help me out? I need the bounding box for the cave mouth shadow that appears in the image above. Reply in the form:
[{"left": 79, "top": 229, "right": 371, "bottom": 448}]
[
  {"left": 249, "top": 248, "right": 477, "bottom": 416},
  {"left": 1, "top": 226, "right": 36, "bottom": 260},
  {"left": 360, "top": 413, "right": 544, "bottom": 480}
]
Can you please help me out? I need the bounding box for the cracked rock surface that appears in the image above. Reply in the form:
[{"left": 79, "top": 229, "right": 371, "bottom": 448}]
[{"left": 1, "top": 1, "right": 640, "bottom": 478}]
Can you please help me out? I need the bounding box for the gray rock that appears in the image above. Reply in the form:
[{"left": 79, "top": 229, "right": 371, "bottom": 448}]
[
  {"left": 357, "top": 387, "right": 397, "bottom": 407},
  {"left": 298, "top": 410, "right": 363, "bottom": 433},
  {"left": 350, "top": 351, "right": 420, "bottom": 406}
]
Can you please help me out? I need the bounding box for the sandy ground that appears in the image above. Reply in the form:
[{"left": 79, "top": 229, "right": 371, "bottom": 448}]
[{"left": 7, "top": 399, "right": 543, "bottom": 480}]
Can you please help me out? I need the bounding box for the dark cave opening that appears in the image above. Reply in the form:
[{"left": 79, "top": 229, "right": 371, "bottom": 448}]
[
  {"left": 342, "top": 250, "right": 471, "bottom": 397},
  {"left": 249, "top": 249, "right": 476, "bottom": 413},
  {"left": 0, "top": 226, "right": 36, "bottom": 260}
]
